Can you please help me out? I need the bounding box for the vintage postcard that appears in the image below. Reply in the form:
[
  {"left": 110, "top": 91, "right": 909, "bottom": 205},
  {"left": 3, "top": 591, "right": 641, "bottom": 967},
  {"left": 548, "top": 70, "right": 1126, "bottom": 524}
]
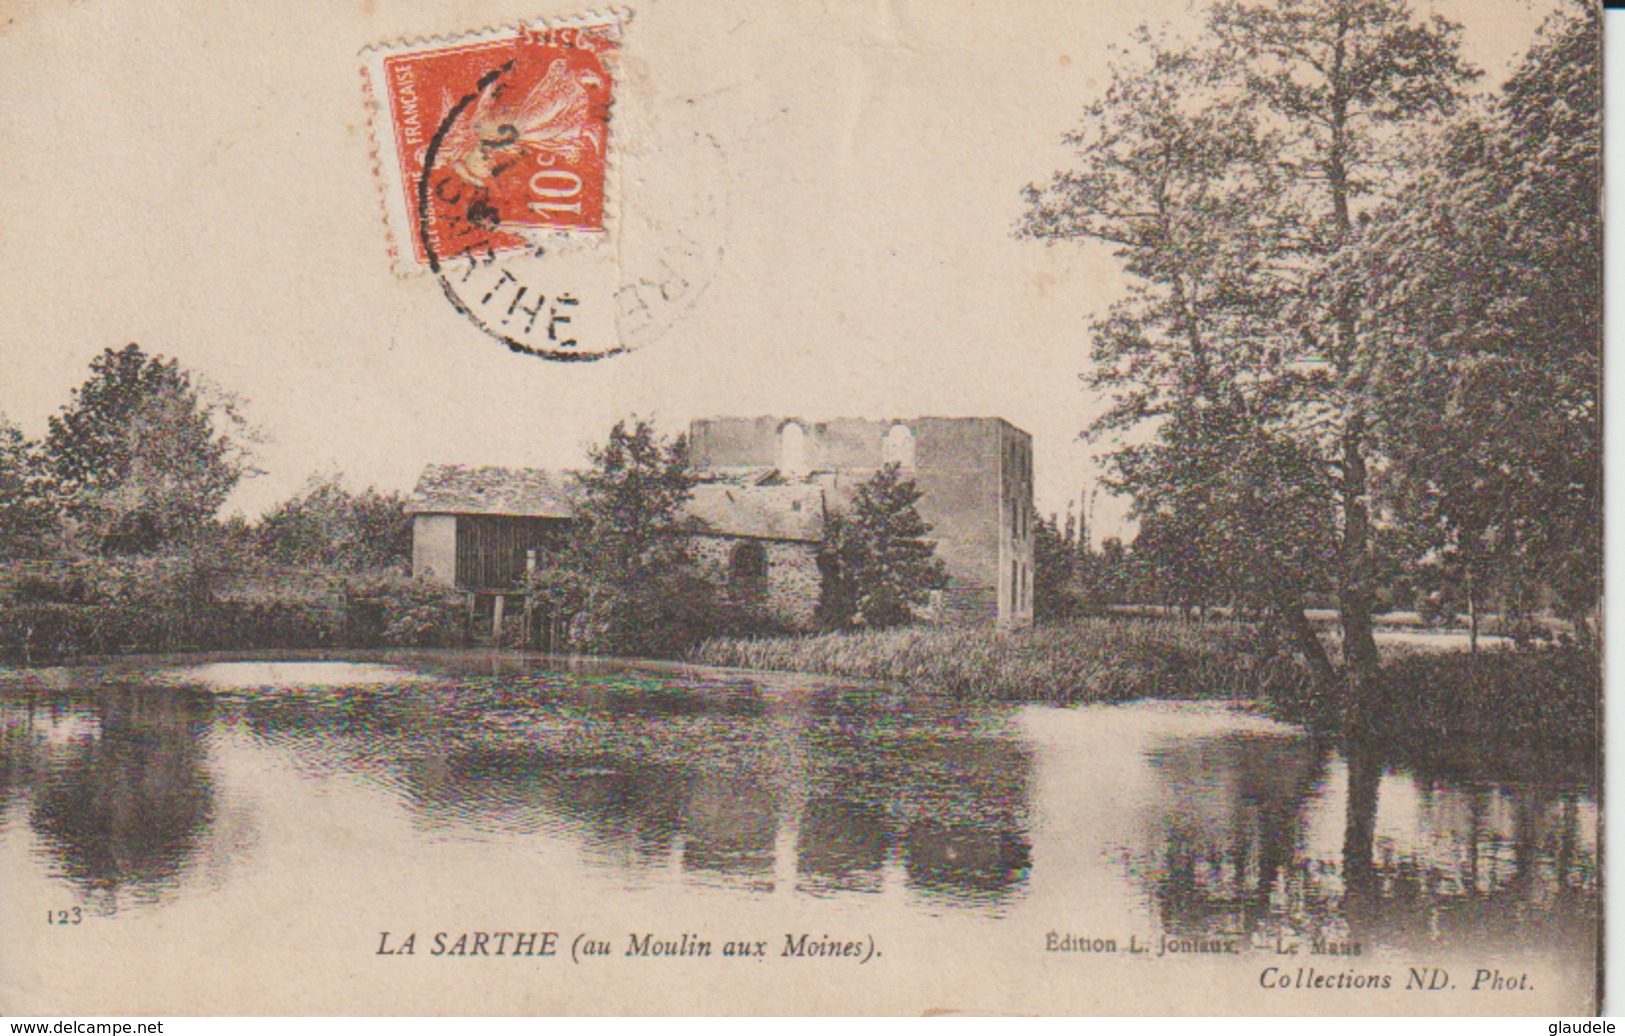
[{"left": 0, "top": 0, "right": 1602, "bottom": 1018}]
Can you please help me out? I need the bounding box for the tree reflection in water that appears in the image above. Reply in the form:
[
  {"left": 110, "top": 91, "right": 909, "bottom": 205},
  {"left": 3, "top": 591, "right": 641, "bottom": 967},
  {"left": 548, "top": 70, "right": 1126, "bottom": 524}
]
[
  {"left": 1135, "top": 725, "right": 1598, "bottom": 960},
  {"left": 1339, "top": 737, "right": 1597, "bottom": 958},
  {"left": 0, "top": 657, "right": 1599, "bottom": 953},
  {"left": 0, "top": 697, "right": 43, "bottom": 825},
  {"left": 27, "top": 686, "right": 215, "bottom": 911},
  {"left": 1140, "top": 732, "right": 1328, "bottom": 940}
]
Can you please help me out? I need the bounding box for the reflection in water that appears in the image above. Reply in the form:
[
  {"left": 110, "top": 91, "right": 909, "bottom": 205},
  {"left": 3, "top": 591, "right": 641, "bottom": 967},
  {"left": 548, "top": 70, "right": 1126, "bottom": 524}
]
[
  {"left": 1336, "top": 741, "right": 1597, "bottom": 959},
  {"left": 213, "top": 661, "right": 1037, "bottom": 908},
  {"left": 20, "top": 686, "right": 214, "bottom": 909},
  {"left": 1140, "top": 732, "right": 1327, "bottom": 940},
  {"left": 682, "top": 773, "right": 778, "bottom": 888},
  {"left": 1128, "top": 724, "right": 1598, "bottom": 962},
  {"left": 797, "top": 797, "right": 888, "bottom": 895},
  {"left": 0, "top": 654, "right": 1600, "bottom": 966}
]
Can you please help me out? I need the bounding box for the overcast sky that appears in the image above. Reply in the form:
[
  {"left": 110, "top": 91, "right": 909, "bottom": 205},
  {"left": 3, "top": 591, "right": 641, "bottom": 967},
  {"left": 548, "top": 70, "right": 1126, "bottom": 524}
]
[{"left": 0, "top": 0, "right": 1557, "bottom": 544}]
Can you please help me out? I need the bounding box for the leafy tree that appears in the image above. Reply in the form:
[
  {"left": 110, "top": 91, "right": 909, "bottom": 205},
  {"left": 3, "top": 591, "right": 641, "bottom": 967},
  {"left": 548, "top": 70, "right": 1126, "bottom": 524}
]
[
  {"left": 256, "top": 475, "right": 412, "bottom": 571},
  {"left": 1032, "top": 513, "right": 1076, "bottom": 619},
  {"left": 1211, "top": 0, "right": 1478, "bottom": 693},
  {"left": 0, "top": 416, "right": 57, "bottom": 559},
  {"left": 45, "top": 344, "right": 256, "bottom": 555},
  {"left": 1092, "top": 537, "right": 1133, "bottom": 606},
  {"left": 1356, "top": 0, "right": 1600, "bottom": 645},
  {"left": 1021, "top": 0, "right": 1479, "bottom": 704},
  {"left": 539, "top": 418, "right": 718, "bottom": 657},
  {"left": 1021, "top": 36, "right": 1335, "bottom": 661},
  {"left": 819, "top": 463, "right": 948, "bottom": 629}
]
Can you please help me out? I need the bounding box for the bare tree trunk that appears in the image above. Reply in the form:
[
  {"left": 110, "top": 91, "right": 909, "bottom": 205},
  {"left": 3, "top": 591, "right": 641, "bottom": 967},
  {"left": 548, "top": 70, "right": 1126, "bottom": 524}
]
[
  {"left": 1324, "top": 27, "right": 1383, "bottom": 732},
  {"left": 1467, "top": 574, "right": 1479, "bottom": 655},
  {"left": 1339, "top": 422, "right": 1382, "bottom": 729},
  {"left": 1278, "top": 596, "right": 1337, "bottom": 692}
]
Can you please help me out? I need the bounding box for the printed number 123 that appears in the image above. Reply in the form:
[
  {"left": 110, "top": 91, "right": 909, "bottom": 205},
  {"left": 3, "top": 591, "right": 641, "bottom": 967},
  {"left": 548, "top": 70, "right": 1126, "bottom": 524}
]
[{"left": 47, "top": 908, "right": 82, "bottom": 925}]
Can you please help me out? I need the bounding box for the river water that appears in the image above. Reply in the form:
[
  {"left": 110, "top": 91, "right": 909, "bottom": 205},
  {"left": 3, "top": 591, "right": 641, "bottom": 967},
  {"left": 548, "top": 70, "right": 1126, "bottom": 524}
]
[{"left": 0, "top": 653, "right": 1599, "bottom": 1014}]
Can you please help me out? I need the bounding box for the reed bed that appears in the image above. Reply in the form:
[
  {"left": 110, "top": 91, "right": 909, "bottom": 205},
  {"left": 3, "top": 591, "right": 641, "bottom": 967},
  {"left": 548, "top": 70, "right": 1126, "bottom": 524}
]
[{"left": 690, "top": 618, "right": 1318, "bottom": 704}]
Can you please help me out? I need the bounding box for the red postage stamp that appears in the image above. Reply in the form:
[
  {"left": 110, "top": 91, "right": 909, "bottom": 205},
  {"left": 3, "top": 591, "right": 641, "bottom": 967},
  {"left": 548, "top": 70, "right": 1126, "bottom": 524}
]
[{"left": 364, "top": 19, "right": 620, "bottom": 270}]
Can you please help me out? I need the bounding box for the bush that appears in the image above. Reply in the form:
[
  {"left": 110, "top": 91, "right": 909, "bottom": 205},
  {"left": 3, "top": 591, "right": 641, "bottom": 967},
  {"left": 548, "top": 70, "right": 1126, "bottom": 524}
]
[
  {"left": 11, "top": 573, "right": 93, "bottom": 604},
  {"left": 374, "top": 581, "right": 467, "bottom": 648},
  {"left": 0, "top": 600, "right": 179, "bottom": 661},
  {"left": 0, "top": 559, "right": 218, "bottom": 660},
  {"left": 0, "top": 558, "right": 386, "bottom": 660},
  {"left": 202, "top": 600, "right": 337, "bottom": 650},
  {"left": 256, "top": 476, "right": 412, "bottom": 571},
  {"left": 1375, "top": 648, "right": 1598, "bottom": 743},
  {"left": 569, "top": 569, "right": 727, "bottom": 659}
]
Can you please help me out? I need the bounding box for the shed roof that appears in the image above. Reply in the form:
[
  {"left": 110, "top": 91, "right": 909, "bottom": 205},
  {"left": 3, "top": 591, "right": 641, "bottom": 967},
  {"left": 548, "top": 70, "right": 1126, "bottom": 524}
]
[
  {"left": 695, "top": 466, "right": 782, "bottom": 487},
  {"left": 407, "top": 464, "right": 825, "bottom": 542},
  {"left": 406, "top": 464, "right": 578, "bottom": 518}
]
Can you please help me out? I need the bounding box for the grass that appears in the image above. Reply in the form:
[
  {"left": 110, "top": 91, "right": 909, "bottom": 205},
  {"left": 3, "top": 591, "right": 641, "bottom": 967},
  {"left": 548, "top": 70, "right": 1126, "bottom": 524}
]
[
  {"left": 691, "top": 621, "right": 1601, "bottom": 774},
  {"left": 689, "top": 618, "right": 1320, "bottom": 705}
]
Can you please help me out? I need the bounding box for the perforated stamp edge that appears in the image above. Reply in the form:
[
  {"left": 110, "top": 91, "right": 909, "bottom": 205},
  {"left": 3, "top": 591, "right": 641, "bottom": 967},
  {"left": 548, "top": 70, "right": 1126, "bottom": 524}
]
[{"left": 359, "top": 9, "right": 632, "bottom": 278}]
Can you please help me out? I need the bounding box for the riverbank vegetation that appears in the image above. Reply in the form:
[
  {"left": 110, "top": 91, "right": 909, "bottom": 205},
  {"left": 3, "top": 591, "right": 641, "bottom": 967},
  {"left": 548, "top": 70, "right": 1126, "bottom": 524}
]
[
  {"left": 691, "top": 619, "right": 1318, "bottom": 704},
  {"left": 0, "top": 344, "right": 442, "bottom": 664},
  {"left": 692, "top": 620, "right": 1599, "bottom": 752},
  {"left": 0, "top": 556, "right": 463, "bottom": 663}
]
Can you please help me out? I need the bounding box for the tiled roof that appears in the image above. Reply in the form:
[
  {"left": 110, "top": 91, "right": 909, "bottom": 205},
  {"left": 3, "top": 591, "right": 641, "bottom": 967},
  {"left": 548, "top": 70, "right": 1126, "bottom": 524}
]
[
  {"left": 406, "top": 465, "right": 579, "bottom": 518},
  {"left": 406, "top": 465, "right": 825, "bottom": 542},
  {"left": 683, "top": 484, "right": 824, "bottom": 543}
]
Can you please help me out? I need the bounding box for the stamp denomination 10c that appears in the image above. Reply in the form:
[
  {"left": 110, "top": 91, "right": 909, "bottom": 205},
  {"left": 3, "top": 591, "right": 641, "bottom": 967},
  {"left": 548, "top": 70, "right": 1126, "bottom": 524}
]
[
  {"left": 368, "top": 19, "right": 618, "bottom": 268},
  {"left": 363, "top": 16, "right": 634, "bottom": 360}
]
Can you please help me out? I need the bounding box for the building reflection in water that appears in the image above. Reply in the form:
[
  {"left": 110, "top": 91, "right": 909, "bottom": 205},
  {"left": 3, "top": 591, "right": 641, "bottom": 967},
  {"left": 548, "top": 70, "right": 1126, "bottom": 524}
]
[
  {"left": 1131, "top": 726, "right": 1598, "bottom": 960},
  {"left": 229, "top": 663, "right": 1037, "bottom": 911},
  {"left": 795, "top": 797, "right": 889, "bottom": 895}
]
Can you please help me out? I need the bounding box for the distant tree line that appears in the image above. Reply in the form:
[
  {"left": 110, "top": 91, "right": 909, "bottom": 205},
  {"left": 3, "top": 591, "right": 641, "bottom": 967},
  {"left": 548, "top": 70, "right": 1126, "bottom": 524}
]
[{"left": 0, "top": 343, "right": 411, "bottom": 570}]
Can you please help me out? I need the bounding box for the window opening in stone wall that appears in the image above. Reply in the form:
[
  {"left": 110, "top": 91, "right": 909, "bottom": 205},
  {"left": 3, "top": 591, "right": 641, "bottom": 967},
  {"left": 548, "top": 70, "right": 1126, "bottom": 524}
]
[
  {"left": 730, "top": 540, "right": 769, "bottom": 600},
  {"left": 780, "top": 421, "right": 808, "bottom": 476},
  {"left": 883, "top": 423, "right": 916, "bottom": 468}
]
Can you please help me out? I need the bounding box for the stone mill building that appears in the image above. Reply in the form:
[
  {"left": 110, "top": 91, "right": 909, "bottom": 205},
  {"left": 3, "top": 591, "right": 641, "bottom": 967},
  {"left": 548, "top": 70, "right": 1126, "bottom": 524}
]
[{"left": 406, "top": 415, "right": 1035, "bottom": 637}]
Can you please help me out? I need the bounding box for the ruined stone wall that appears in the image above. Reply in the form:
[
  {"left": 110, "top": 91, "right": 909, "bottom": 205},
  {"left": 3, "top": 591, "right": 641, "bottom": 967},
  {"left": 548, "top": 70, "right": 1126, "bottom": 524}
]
[
  {"left": 690, "top": 535, "right": 822, "bottom": 631},
  {"left": 763, "top": 540, "right": 822, "bottom": 629},
  {"left": 996, "top": 423, "right": 1035, "bottom": 630},
  {"left": 688, "top": 416, "right": 1029, "bottom": 626}
]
